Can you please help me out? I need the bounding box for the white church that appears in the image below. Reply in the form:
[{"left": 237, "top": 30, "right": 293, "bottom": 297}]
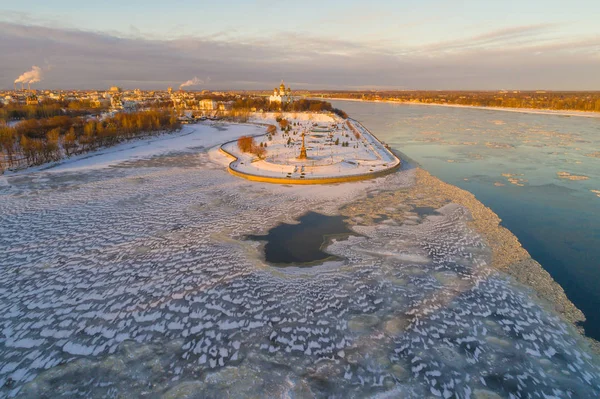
[{"left": 269, "top": 81, "right": 293, "bottom": 104}]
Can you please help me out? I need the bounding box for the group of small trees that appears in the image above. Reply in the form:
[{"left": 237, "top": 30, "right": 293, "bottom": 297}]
[
  {"left": 276, "top": 118, "right": 294, "bottom": 133},
  {"left": 229, "top": 97, "right": 348, "bottom": 118},
  {"left": 0, "top": 103, "right": 64, "bottom": 122},
  {"left": 226, "top": 109, "right": 251, "bottom": 122},
  {"left": 237, "top": 136, "right": 254, "bottom": 152},
  {"left": 278, "top": 118, "right": 289, "bottom": 130},
  {"left": 0, "top": 125, "right": 19, "bottom": 167},
  {"left": 0, "top": 100, "right": 110, "bottom": 123},
  {"left": 334, "top": 138, "right": 350, "bottom": 147},
  {"left": 237, "top": 135, "right": 266, "bottom": 159},
  {"left": 0, "top": 109, "right": 180, "bottom": 171}
]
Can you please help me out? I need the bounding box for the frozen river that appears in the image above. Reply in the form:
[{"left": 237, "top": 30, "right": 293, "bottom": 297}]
[
  {"left": 332, "top": 100, "right": 600, "bottom": 342},
  {"left": 1, "top": 122, "right": 600, "bottom": 397}
]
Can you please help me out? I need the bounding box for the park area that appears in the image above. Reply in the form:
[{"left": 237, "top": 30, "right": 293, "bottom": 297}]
[{"left": 220, "top": 112, "right": 400, "bottom": 183}]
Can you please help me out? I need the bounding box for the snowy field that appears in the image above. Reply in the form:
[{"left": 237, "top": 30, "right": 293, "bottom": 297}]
[
  {"left": 221, "top": 113, "right": 400, "bottom": 180},
  {"left": 1, "top": 122, "right": 600, "bottom": 397}
]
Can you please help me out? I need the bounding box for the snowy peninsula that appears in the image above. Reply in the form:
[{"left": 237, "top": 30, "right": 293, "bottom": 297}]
[{"left": 219, "top": 112, "right": 400, "bottom": 184}]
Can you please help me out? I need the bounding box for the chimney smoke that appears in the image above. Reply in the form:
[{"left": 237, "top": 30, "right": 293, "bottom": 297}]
[
  {"left": 179, "top": 77, "right": 203, "bottom": 90},
  {"left": 14, "top": 66, "right": 43, "bottom": 90}
]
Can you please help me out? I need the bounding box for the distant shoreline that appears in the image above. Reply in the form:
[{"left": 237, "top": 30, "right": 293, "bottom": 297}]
[{"left": 322, "top": 97, "right": 600, "bottom": 119}]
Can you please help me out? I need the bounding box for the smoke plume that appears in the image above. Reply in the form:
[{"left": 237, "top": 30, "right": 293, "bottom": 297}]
[
  {"left": 179, "top": 77, "right": 203, "bottom": 89},
  {"left": 14, "top": 66, "right": 43, "bottom": 84}
]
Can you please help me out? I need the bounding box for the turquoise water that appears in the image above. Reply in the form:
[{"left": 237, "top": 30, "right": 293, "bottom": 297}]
[{"left": 333, "top": 100, "right": 600, "bottom": 340}]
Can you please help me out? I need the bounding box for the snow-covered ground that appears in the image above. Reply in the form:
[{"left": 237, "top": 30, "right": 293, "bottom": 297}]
[
  {"left": 1, "top": 120, "right": 600, "bottom": 398},
  {"left": 4, "top": 122, "right": 265, "bottom": 176},
  {"left": 222, "top": 113, "right": 399, "bottom": 180}
]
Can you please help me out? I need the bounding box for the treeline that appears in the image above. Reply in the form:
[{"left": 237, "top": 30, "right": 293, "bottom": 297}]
[
  {"left": 313, "top": 91, "right": 600, "bottom": 112},
  {"left": 230, "top": 97, "right": 348, "bottom": 118},
  {"left": 0, "top": 109, "right": 180, "bottom": 172},
  {"left": 0, "top": 100, "right": 109, "bottom": 122}
]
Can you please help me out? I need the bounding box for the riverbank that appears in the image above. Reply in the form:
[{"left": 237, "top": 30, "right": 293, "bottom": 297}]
[
  {"left": 414, "top": 169, "right": 594, "bottom": 343},
  {"left": 0, "top": 122, "right": 264, "bottom": 178},
  {"left": 323, "top": 97, "right": 600, "bottom": 118}
]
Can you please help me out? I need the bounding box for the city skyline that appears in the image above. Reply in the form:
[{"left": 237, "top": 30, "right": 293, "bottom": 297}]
[{"left": 1, "top": 0, "right": 599, "bottom": 90}]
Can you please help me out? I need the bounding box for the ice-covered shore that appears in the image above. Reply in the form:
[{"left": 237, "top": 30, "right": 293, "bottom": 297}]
[{"left": 1, "top": 121, "right": 599, "bottom": 398}]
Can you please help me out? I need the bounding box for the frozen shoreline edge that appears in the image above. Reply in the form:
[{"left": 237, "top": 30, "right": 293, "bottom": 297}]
[{"left": 411, "top": 168, "right": 600, "bottom": 353}]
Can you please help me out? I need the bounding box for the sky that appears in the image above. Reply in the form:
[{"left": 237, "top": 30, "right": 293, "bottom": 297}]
[{"left": 1, "top": 0, "right": 599, "bottom": 90}]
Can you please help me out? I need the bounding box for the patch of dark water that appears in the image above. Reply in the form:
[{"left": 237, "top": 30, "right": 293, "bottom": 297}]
[{"left": 247, "top": 212, "right": 357, "bottom": 265}]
